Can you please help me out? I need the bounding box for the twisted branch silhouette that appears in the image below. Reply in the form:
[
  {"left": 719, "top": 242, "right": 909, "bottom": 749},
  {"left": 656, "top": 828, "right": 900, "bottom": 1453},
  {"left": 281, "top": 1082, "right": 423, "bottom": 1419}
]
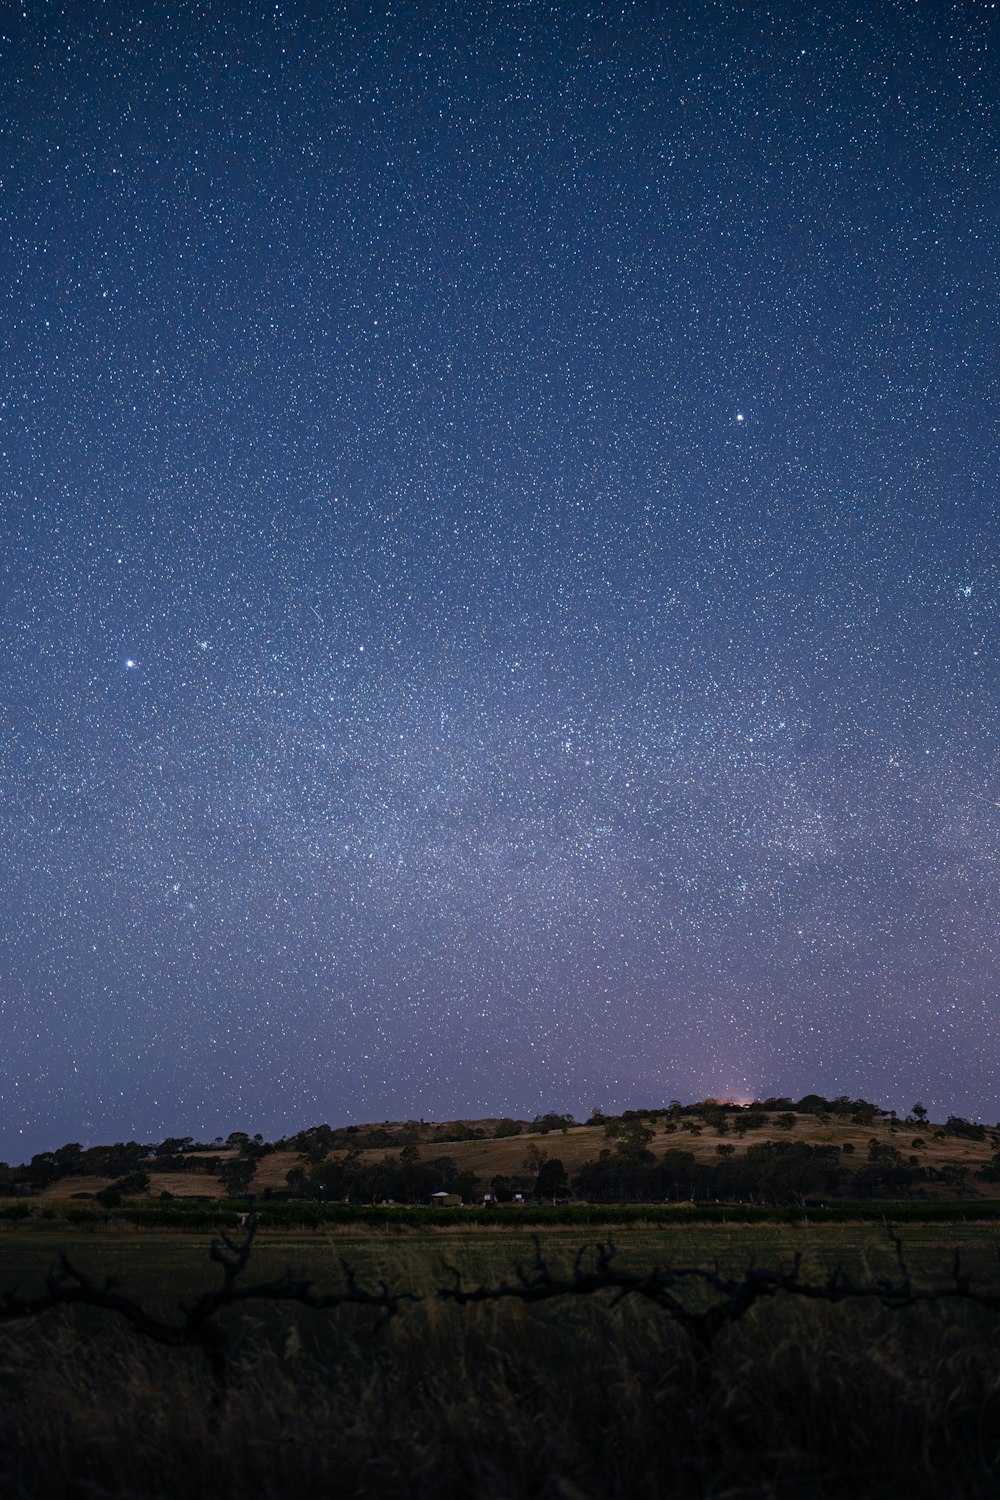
[
  {"left": 0, "top": 1221, "right": 414, "bottom": 1393},
  {"left": 439, "top": 1233, "right": 1000, "bottom": 1347},
  {"left": 3, "top": 1223, "right": 999, "bottom": 1391}
]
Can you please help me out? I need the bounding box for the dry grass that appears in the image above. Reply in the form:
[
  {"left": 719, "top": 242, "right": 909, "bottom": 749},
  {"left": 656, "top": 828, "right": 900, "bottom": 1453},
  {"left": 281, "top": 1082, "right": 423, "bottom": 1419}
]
[
  {"left": 2, "top": 1260, "right": 999, "bottom": 1499},
  {"left": 43, "top": 1171, "right": 226, "bottom": 1201},
  {"left": 341, "top": 1115, "right": 1000, "bottom": 1196},
  {"left": 5, "top": 1219, "right": 1000, "bottom": 1298},
  {"left": 33, "top": 1112, "right": 1000, "bottom": 1207}
]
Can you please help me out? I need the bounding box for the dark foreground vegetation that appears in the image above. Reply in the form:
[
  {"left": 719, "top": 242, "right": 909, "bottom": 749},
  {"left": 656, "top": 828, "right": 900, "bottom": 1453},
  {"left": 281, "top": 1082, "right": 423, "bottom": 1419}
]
[
  {"left": 2, "top": 1222, "right": 1000, "bottom": 1498},
  {"left": 8, "top": 1194, "right": 1000, "bottom": 1232}
]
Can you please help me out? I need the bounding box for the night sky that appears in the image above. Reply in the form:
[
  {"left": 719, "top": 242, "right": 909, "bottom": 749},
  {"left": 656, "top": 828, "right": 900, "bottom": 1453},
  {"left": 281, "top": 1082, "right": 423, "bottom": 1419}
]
[{"left": 1, "top": 1, "right": 997, "bottom": 1162}]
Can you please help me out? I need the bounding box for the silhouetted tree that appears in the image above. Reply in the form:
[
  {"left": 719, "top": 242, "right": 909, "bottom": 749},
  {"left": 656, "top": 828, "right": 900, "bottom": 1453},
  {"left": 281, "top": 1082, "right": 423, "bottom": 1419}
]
[
  {"left": 219, "top": 1158, "right": 256, "bottom": 1196},
  {"left": 534, "top": 1158, "right": 568, "bottom": 1201}
]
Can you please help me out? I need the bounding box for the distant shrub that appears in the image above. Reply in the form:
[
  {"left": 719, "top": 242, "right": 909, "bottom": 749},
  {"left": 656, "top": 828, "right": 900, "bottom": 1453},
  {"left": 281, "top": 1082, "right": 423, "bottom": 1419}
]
[
  {"left": 946, "top": 1116, "right": 987, "bottom": 1142},
  {"left": 532, "top": 1114, "right": 575, "bottom": 1135},
  {"left": 114, "top": 1171, "right": 151, "bottom": 1197}
]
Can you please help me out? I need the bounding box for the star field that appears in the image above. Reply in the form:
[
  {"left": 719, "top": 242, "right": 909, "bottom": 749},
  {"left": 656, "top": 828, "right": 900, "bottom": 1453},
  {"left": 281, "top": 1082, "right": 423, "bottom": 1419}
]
[{"left": 1, "top": 1, "right": 997, "bottom": 1158}]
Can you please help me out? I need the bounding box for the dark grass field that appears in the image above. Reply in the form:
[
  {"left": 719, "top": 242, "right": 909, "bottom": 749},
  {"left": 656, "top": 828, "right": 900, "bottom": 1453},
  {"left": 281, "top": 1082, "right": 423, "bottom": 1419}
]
[
  {"left": 5, "top": 1215, "right": 1000, "bottom": 1305},
  {"left": 2, "top": 1218, "right": 1000, "bottom": 1498}
]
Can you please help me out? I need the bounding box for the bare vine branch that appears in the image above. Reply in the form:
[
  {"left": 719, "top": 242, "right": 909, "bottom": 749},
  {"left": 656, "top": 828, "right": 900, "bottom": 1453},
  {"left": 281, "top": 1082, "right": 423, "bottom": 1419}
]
[
  {"left": 2, "top": 1223, "right": 999, "bottom": 1389},
  {"left": 0, "top": 1221, "right": 416, "bottom": 1393},
  {"left": 438, "top": 1234, "right": 1000, "bottom": 1346}
]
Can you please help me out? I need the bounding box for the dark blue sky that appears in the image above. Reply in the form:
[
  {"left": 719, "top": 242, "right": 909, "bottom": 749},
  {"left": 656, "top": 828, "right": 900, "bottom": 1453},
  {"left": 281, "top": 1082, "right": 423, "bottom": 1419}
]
[{"left": 1, "top": 1, "right": 996, "bottom": 1160}]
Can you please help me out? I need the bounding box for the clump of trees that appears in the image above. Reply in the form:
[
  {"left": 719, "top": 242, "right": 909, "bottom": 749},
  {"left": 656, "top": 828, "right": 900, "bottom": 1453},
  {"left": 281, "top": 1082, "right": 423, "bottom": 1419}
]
[
  {"left": 532, "top": 1113, "right": 576, "bottom": 1135},
  {"left": 0, "top": 1132, "right": 275, "bottom": 1200},
  {"left": 286, "top": 1145, "right": 482, "bottom": 1205},
  {"left": 945, "top": 1116, "right": 988, "bottom": 1142},
  {"left": 565, "top": 1094, "right": 992, "bottom": 1205},
  {"left": 6, "top": 1095, "right": 998, "bottom": 1209},
  {"left": 573, "top": 1139, "right": 845, "bottom": 1205}
]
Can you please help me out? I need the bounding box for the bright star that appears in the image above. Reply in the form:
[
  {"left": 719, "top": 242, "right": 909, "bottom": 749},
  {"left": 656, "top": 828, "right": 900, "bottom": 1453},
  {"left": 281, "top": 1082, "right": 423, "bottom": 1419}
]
[{"left": 125, "top": 658, "right": 136, "bottom": 669}]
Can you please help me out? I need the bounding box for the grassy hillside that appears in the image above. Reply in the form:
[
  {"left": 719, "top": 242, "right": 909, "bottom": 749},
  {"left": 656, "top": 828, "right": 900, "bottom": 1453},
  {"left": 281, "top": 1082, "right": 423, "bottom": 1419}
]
[{"left": 29, "top": 1102, "right": 1000, "bottom": 1206}]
